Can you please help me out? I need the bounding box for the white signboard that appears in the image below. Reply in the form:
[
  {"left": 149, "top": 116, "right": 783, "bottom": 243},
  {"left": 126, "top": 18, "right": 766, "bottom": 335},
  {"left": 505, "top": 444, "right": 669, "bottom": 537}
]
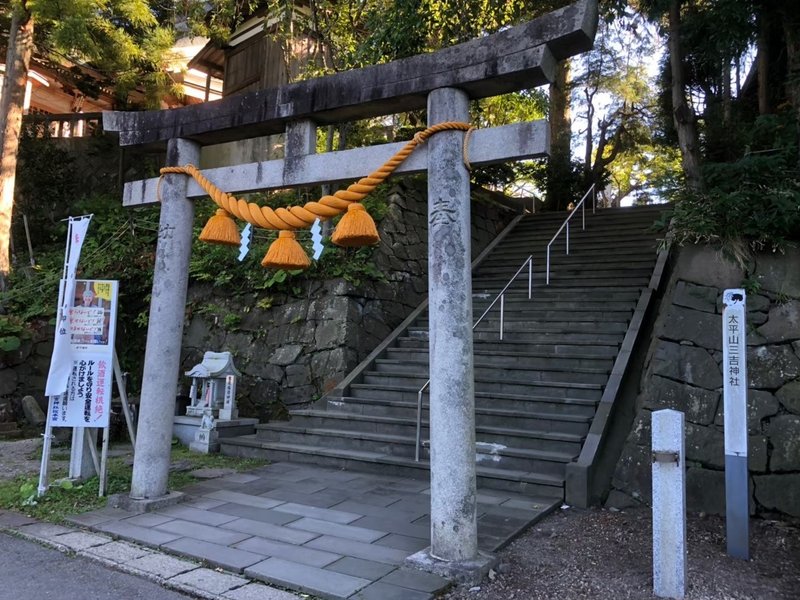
[
  {"left": 722, "top": 288, "right": 747, "bottom": 456},
  {"left": 48, "top": 280, "right": 119, "bottom": 428}
]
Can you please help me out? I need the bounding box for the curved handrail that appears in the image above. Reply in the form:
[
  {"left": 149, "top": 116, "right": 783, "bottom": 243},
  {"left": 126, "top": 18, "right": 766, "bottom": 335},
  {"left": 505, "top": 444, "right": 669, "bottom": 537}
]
[
  {"left": 415, "top": 255, "right": 533, "bottom": 461},
  {"left": 546, "top": 184, "right": 595, "bottom": 284}
]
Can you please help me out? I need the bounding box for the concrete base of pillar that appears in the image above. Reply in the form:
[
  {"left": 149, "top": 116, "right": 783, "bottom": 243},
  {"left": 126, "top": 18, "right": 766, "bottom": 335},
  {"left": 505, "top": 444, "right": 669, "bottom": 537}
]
[
  {"left": 405, "top": 548, "right": 497, "bottom": 587},
  {"left": 108, "top": 491, "right": 185, "bottom": 514}
]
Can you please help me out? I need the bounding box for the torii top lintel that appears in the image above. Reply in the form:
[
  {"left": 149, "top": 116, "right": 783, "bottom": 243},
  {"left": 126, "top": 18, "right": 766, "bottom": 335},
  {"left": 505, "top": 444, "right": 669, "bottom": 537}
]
[{"left": 104, "top": 0, "right": 598, "bottom": 148}]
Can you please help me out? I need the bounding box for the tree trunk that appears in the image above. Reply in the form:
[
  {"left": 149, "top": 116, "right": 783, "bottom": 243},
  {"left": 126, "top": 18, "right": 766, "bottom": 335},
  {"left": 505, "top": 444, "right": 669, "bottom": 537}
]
[
  {"left": 667, "top": 0, "right": 703, "bottom": 191},
  {"left": 545, "top": 59, "right": 572, "bottom": 211},
  {"left": 0, "top": 5, "right": 34, "bottom": 283},
  {"left": 780, "top": 7, "right": 800, "bottom": 170},
  {"left": 757, "top": 9, "right": 773, "bottom": 115}
]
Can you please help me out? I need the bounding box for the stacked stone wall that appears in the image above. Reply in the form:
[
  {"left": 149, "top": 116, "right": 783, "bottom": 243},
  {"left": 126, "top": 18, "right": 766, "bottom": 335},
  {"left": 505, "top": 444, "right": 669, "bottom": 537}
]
[{"left": 609, "top": 245, "right": 800, "bottom": 518}]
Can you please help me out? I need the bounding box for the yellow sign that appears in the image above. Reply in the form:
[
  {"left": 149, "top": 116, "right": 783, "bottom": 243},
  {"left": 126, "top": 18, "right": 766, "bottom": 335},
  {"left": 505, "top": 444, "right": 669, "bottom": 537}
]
[{"left": 93, "top": 282, "right": 113, "bottom": 301}]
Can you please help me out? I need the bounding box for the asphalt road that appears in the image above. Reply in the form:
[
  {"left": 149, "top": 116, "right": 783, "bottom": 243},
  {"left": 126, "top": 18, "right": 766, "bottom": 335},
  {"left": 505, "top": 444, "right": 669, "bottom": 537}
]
[{"left": 0, "top": 533, "right": 193, "bottom": 600}]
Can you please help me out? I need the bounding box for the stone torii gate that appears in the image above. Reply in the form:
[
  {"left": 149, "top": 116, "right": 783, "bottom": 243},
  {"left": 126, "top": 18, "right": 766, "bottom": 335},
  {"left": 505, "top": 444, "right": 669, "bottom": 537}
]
[{"left": 104, "top": 0, "right": 597, "bottom": 581}]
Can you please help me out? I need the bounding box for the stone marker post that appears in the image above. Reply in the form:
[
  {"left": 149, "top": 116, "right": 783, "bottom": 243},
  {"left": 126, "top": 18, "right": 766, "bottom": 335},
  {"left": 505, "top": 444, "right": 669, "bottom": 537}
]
[
  {"left": 722, "top": 288, "right": 749, "bottom": 560},
  {"left": 652, "top": 409, "right": 687, "bottom": 599},
  {"left": 407, "top": 87, "right": 492, "bottom": 584},
  {"left": 128, "top": 138, "right": 200, "bottom": 505}
]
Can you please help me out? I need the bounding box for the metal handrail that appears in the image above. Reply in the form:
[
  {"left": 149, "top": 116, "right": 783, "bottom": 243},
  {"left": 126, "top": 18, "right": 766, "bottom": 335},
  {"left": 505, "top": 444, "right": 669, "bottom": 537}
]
[
  {"left": 545, "top": 184, "right": 596, "bottom": 285},
  {"left": 414, "top": 255, "right": 534, "bottom": 461}
]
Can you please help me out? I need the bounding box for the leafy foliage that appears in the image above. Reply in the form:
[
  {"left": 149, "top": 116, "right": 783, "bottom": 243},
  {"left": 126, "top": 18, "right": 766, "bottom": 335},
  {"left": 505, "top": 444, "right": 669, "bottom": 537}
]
[{"left": 664, "top": 115, "right": 800, "bottom": 264}]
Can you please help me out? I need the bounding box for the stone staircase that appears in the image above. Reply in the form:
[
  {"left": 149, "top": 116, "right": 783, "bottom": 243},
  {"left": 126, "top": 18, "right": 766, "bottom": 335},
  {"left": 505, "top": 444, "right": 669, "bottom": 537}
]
[{"left": 222, "top": 205, "right": 666, "bottom": 502}]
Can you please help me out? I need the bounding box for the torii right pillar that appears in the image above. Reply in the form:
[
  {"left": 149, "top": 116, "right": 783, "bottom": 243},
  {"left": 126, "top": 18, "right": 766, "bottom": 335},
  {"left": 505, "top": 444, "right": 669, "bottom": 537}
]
[{"left": 407, "top": 87, "right": 494, "bottom": 584}]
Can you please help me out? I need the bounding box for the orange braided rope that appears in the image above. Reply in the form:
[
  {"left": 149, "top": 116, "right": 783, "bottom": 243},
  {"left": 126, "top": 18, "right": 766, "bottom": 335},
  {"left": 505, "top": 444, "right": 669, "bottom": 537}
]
[{"left": 159, "top": 122, "right": 474, "bottom": 231}]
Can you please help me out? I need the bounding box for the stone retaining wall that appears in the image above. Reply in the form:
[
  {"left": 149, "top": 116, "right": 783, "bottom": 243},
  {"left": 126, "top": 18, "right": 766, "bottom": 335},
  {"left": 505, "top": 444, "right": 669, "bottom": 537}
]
[
  {"left": 180, "top": 177, "right": 515, "bottom": 420},
  {"left": 608, "top": 244, "right": 800, "bottom": 518}
]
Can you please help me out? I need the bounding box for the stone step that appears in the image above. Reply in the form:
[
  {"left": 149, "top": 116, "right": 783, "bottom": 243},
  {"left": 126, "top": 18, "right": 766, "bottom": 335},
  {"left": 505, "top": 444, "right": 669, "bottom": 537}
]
[
  {"left": 327, "top": 394, "right": 597, "bottom": 422},
  {"left": 469, "top": 299, "right": 636, "bottom": 312},
  {"left": 474, "top": 275, "right": 650, "bottom": 288},
  {"left": 407, "top": 327, "right": 625, "bottom": 345},
  {"left": 220, "top": 437, "right": 567, "bottom": 499},
  {"left": 423, "top": 319, "right": 630, "bottom": 335},
  {"left": 475, "top": 264, "right": 655, "bottom": 278},
  {"left": 382, "top": 348, "right": 614, "bottom": 370},
  {"left": 367, "top": 363, "right": 609, "bottom": 386},
  {"left": 474, "top": 261, "right": 656, "bottom": 278},
  {"left": 497, "top": 236, "right": 658, "bottom": 250},
  {"left": 462, "top": 308, "right": 634, "bottom": 324},
  {"left": 472, "top": 283, "right": 646, "bottom": 294},
  {"left": 361, "top": 371, "right": 606, "bottom": 396},
  {"left": 395, "top": 336, "right": 621, "bottom": 357},
  {"left": 276, "top": 409, "right": 591, "bottom": 438},
  {"left": 471, "top": 289, "right": 641, "bottom": 302},
  {"left": 253, "top": 425, "right": 576, "bottom": 475},
  {"left": 348, "top": 382, "right": 601, "bottom": 403}
]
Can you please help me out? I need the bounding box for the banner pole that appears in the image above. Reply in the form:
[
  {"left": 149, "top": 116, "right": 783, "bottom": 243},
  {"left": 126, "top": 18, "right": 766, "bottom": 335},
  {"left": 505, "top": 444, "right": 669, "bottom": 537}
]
[
  {"left": 113, "top": 351, "right": 136, "bottom": 449},
  {"left": 99, "top": 424, "right": 110, "bottom": 496},
  {"left": 37, "top": 397, "right": 55, "bottom": 497}
]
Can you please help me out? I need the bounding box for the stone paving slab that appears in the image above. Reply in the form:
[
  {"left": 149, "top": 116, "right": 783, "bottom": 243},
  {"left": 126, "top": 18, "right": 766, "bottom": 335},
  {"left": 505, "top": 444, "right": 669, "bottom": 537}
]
[
  {"left": 325, "top": 557, "right": 396, "bottom": 581},
  {"left": 125, "top": 553, "right": 198, "bottom": 579},
  {"left": 236, "top": 535, "right": 342, "bottom": 568},
  {"left": 210, "top": 502, "right": 302, "bottom": 525},
  {"left": 287, "top": 516, "right": 388, "bottom": 543},
  {"left": 169, "top": 567, "right": 248, "bottom": 595},
  {"left": 330, "top": 499, "right": 428, "bottom": 521},
  {"left": 95, "top": 519, "right": 184, "bottom": 547},
  {"left": 375, "top": 532, "right": 429, "bottom": 552},
  {"left": 271, "top": 501, "right": 362, "bottom": 524},
  {"left": 221, "top": 516, "right": 320, "bottom": 545},
  {"left": 379, "top": 567, "right": 451, "bottom": 593},
  {"left": 163, "top": 537, "right": 263, "bottom": 572},
  {"left": 51, "top": 531, "right": 111, "bottom": 551},
  {"left": 350, "top": 581, "right": 432, "bottom": 600},
  {"left": 305, "top": 535, "right": 410, "bottom": 566},
  {"left": 124, "top": 513, "right": 175, "bottom": 528},
  {"left": 204, "top": 490, "right": 286, "bottom": 509},
  {"left": 222, "top": 582, "right": 301, "bottom": 600},
  {"left": 183, "top": 495, "right": 229, "bottom": 510},
  {"left": 154, "top": 518, "right": 253, "bottom": 545},
  {"left": 264, "top": 488, "right": 352, "bottom": 508},
  {"left": 156, "top": 504, "right": 240, "bottom": 525},
  {"left": 0, "top": 510, "right": 37, "bottom": 528},
  {"left": 350, "top": 515, "right": 430, "bottom": 539},
  {"left": 246, "top": 557, "right": 371, "bottom": 600},
  {"left": 81, "top": 539, "right": 153, "bottom": 563}
]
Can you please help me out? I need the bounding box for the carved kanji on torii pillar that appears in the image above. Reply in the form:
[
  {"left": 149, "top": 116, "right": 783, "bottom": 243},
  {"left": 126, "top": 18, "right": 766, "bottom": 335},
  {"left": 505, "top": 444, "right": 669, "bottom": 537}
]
[{"left": 103, "top": 0, "right": 598, "bottom": 583}]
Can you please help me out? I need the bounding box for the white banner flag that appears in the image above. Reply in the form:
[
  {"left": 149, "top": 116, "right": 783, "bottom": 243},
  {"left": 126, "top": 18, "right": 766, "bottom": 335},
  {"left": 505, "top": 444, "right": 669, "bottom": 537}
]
[{"left": 45, "top": 216, "right": 92, "bottom": 397}]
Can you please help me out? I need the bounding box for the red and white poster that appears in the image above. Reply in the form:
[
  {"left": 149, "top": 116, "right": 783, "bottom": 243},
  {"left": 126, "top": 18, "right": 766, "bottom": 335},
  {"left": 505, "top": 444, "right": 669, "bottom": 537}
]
[{"left": 48, "top": 280, "right": 119, "bottom": 428}]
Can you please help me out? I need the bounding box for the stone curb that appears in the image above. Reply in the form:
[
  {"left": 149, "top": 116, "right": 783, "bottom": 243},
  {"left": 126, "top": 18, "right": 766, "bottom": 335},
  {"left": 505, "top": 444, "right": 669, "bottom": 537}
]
[{"left": 0, "top": 511, "right": 302, "bottom": 600}]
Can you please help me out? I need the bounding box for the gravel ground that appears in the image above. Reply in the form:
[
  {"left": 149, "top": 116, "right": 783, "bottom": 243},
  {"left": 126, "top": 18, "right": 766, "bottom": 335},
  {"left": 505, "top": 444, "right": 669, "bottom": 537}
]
[
  {"left": 0, "top": 437, "right": 69, "bottom": 480},
  {"left": 445, "top": 506, "right": 800, "bottom": 600}
]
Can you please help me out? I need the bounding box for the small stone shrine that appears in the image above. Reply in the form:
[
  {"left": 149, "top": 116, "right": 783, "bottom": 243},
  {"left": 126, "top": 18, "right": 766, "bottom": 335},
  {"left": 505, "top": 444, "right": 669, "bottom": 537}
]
[
  {"left": 185, "top": 351, "right": 240, "bottom": 420},
  {"left": 175, "top": 350, "right": 257, "bottom": 451}
]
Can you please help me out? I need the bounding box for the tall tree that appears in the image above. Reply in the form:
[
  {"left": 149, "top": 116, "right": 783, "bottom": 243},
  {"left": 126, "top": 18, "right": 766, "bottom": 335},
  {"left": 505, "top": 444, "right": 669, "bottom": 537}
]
[
  {"left": 0, "top": 0, "right": 176, "bottom": 284},
  {"left": 666, "top": 0, "right": 702, "bottom": 190},
  {"left": 0, "top": 2, "right": 33, "bottom": 287}
]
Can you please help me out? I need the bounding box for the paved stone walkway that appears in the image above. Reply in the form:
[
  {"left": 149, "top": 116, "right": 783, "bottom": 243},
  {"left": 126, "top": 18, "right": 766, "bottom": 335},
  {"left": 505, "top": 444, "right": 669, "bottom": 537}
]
[{"left": 69, "top": 462, "right": 559, "bottom": 599}]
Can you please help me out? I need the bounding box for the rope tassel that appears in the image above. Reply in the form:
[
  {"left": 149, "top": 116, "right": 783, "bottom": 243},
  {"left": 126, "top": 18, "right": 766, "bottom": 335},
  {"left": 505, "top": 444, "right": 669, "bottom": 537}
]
[
  {"left": 159, "top": 122, "right": 475, "bottom": 268},
  {"left": 199, "top": 208, "right": 241, "bottom": 246},
  {"left": 261, "top": 230, "right": 311, "bottom": 270},
  {"left": 332, "top": 203, "right": 380, "bottom": 247}
]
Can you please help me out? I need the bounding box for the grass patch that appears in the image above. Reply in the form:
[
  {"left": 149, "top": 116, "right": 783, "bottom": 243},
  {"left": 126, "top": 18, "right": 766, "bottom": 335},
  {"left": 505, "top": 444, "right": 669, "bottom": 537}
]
[{"left": 0, "top": 443, "right": 266, "bottom": 524}]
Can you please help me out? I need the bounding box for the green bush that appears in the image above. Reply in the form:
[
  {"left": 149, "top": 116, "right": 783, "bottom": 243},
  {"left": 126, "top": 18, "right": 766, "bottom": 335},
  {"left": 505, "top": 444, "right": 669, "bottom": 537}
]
[{"left": 665, "top": 115, "right": 800, "bottom": 266}]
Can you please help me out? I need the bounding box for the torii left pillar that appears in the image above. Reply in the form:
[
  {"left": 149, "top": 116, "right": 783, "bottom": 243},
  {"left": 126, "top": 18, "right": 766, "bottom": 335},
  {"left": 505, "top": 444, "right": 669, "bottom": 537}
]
[{"left": 113, "top": 138, "right": 199, "bottom": 510}]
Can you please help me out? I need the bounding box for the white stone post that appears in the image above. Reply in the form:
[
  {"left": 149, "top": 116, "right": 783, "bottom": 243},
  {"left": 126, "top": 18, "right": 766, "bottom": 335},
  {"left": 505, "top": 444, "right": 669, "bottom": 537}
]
[
  {"left": 129, "top": 138, "right": 200, "bottom": 502},
  {"left": 652, "top": 409, "right": 687, "bottom": 599},
  {"left": 407, "top": 87, "right": 492, "bottom": 583}
]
